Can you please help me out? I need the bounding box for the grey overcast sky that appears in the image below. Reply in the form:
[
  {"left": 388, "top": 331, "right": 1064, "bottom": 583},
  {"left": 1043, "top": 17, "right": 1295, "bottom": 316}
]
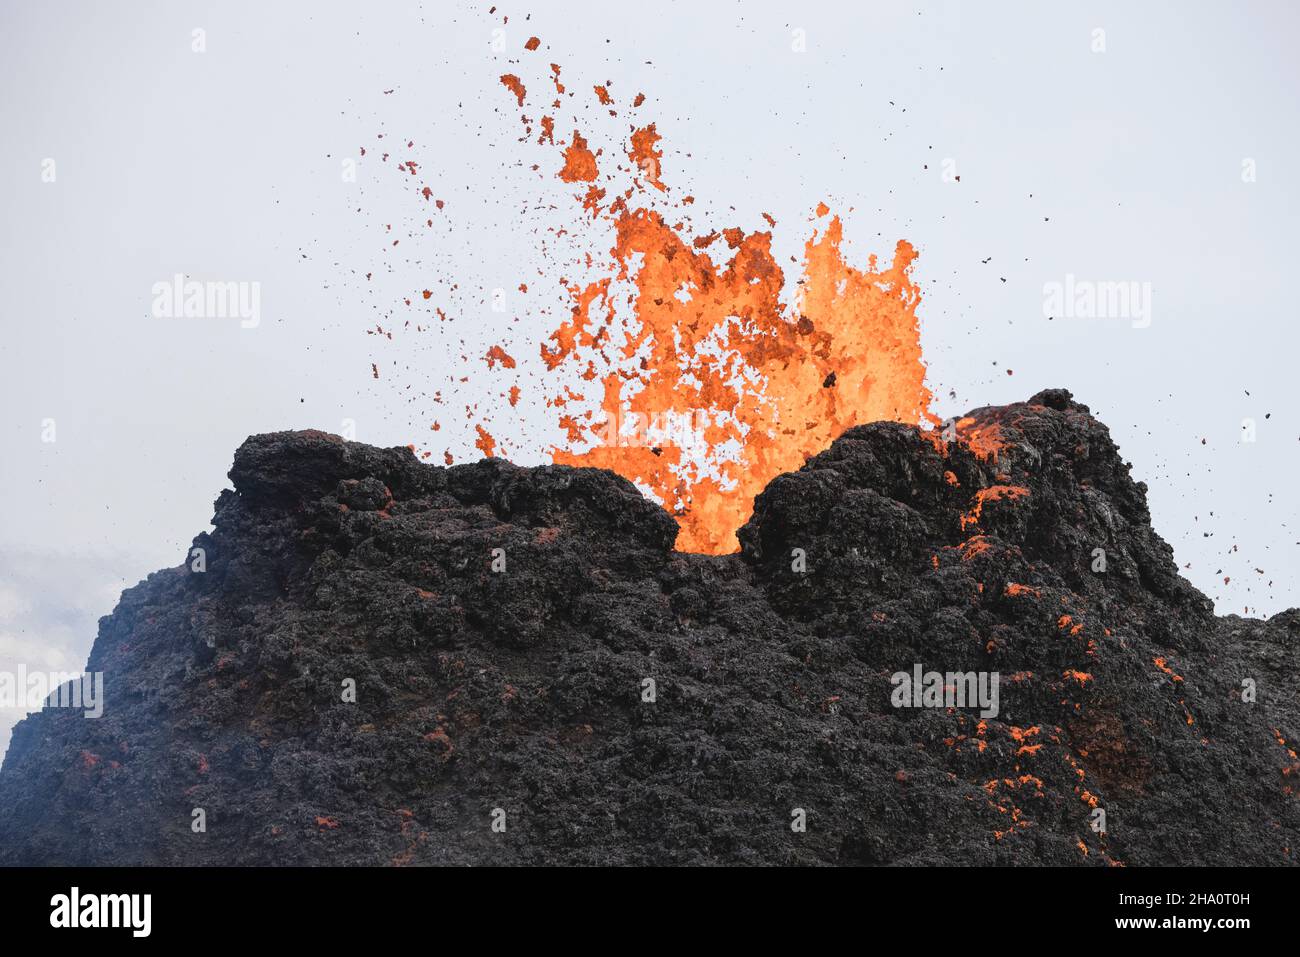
[{"left": 1, "top": 0, "right": 1297, "bottom": 754}]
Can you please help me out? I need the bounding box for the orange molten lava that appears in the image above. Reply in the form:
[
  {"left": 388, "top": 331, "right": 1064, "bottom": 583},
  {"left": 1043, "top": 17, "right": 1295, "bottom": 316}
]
[{"left": 498, "top": 60, "right": 934, "bottom": 553}]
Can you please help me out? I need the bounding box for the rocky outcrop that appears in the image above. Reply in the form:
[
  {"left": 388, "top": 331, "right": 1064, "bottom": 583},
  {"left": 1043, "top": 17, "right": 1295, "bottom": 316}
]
[{"left": 1, "top": 391, "right": 1295, "bottom": 865}]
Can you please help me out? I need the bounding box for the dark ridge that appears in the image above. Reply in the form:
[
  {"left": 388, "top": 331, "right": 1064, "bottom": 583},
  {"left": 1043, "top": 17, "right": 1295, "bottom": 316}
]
[{"left": 1, "top": 390, "right": 1296, "bottom": 865}]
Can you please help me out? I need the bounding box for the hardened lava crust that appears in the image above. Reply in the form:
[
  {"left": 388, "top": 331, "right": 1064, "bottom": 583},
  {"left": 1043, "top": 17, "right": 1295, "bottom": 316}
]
[{"left": 1, "top": 389, "right": 1296, "bottom": 865}]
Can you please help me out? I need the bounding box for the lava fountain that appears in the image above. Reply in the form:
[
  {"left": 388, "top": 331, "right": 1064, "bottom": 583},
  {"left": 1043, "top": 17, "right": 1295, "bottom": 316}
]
[{"left": 498, "top": 61, "right": 934, "bottom": 552}]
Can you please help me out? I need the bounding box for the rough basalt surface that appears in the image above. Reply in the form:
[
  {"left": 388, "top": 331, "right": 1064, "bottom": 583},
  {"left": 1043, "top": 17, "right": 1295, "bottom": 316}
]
[{"left": 1, "top": 389, "right": 1296, "bottom": 865}]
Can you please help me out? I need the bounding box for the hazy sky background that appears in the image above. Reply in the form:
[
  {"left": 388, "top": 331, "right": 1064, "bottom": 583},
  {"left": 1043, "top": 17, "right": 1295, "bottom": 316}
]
[{"left": 2, "top": 0, "right": 1297, "bottom": 755}]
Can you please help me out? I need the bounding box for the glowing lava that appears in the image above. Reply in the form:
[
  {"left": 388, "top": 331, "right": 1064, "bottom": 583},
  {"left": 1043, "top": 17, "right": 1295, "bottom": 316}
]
[
  {"left": 543, "top": 207, "right": 933, "bottom": 553},
  {"left": 506, "top": 66, "right": 934, "bottom": 553},
  {"left": 375, "top": 35, "right": 942, "bottom": 555}
]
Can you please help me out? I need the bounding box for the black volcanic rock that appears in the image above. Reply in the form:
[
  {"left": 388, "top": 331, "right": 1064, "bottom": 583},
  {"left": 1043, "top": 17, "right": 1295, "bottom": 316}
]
[{"left": 1, "top": 392, "right": 1297, "bottom": 866}]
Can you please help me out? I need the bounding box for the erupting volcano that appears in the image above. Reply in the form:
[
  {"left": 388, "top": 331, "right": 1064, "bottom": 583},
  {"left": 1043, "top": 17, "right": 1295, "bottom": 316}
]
[{"left": 4, "top": 0, "right": 1294, "bottom": 884}]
